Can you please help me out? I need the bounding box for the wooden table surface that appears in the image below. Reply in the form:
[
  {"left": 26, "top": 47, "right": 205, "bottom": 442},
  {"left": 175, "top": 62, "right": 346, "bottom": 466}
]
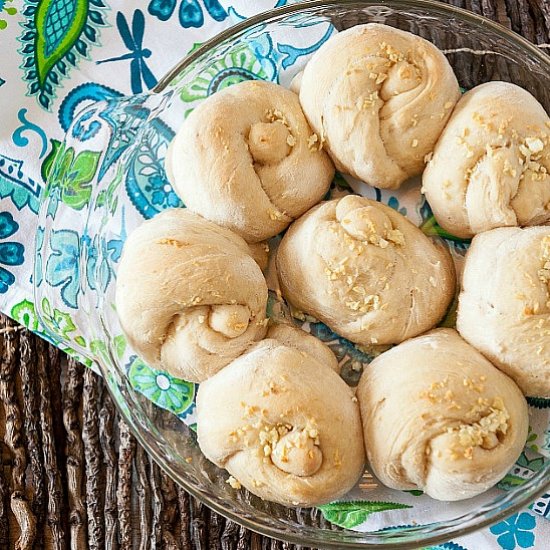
[{"left": 1, "top": 1, "right": 550, "bottom": 548}]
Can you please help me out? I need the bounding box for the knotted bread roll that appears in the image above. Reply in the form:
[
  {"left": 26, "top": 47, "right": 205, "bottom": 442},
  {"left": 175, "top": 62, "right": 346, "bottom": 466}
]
[
  {"left": 423, "top": 82, "right": 550, "bottom": 238},
  {"left": 357, "top": 329, "right": 528, "bottom": 501},
  {"left": 266, "top": 323, "right": 339, "bottom": 373},
  {"left": 197, "top": 338, "right": 364, "bottom": 506},
  {"left": 115, "top": 209, "right": 268, "bottom": 383},
  {"left": 166, "top": 80, "right": 335, "bottom": 243},
  {"left": 276, "top": 195, "right": 455, "bottom": 345},
  {"left": 457, "top": 227, "right": 550, "bottom": 397},
  {"left": 299, "top": 23, "right": 460, "bottom": 189}
]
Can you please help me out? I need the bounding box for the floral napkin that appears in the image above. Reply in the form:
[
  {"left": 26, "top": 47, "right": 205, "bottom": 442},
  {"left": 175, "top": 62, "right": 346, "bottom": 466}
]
[{"left": 0, "top": 1, "right": 548, "bottom": 548}]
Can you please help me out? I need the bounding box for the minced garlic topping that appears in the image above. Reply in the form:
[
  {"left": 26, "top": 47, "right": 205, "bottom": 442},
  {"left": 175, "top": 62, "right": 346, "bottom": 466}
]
[
  {"left": 447, "top": 397, "right": 510, "bottom": 460},
  {"left": 226, "top": 476, "right": 242, "bottom": 489},
  {"left": 538, "top": 236, "right": 550, "bottom": 284}
]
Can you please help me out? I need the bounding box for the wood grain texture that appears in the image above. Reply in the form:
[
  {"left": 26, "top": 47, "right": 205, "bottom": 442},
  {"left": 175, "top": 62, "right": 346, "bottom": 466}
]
[
  {"left": 64, "top": 358, "right": 87, "bottom": 550},
  {"left": 83, "top": 368, "right": 104, "bottom": 550},
  {"left": 37, "top": 334, "right": 66, "bottom": 549},
  {"left": 0, "top": 2, "right": 549, "bottom": 548},
  {"left": 0, "top": 317, "right": 35, "bottom": 550},
  {"left": 19, "top": 330, "right": 45, "bottom": 548},
  {"left": 117, "top": 420, "right": 135, "bottom": 549},
  {"left": 99, "top": 384, "right": 118, "bottom": 550}
]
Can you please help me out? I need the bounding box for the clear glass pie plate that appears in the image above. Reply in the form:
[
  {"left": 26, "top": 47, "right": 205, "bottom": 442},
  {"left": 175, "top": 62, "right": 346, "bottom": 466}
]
[{"left": 34, "top": 1, "right": 550, "bottom": 547}]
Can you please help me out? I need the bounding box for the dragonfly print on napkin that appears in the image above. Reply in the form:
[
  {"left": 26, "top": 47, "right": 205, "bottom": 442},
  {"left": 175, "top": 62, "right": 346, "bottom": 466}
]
[
  {"left": 18, "top": 0, "right": 108, "bottom": 109},
  {"left": 96, "top": 10, "right": 157, "bottom": 94}
]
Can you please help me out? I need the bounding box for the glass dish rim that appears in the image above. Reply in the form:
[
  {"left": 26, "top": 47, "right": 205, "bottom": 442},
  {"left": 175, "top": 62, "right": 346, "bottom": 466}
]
[
  {"left": 155, "top": 0, "right": 550, "bottom": 93},
  {"left": 36, "top": 0, "right": 550, "bottom": 547}
]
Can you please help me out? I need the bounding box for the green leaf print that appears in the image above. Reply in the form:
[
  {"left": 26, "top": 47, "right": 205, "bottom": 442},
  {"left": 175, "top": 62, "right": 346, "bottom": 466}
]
[
  {"left": 41, "top": 139, "right": 62, "bottom": 183},
  {"left": 188, "top": 42, "right": 203, "bottom": 54},
  {"left": 90, "top": 339, "right": 107, "bottom": 357},
  {"left": 62, "top": 347, "right": 93, "bottom": 368},
  {"left": 11, "top": 299, "right": 40, "bottom": 332},
  {"left": 61, "top": 149, "right": 100, "bottom": 209},
  {"left": 45, "top": 141, "right": 100, "bottom": 210},
  {"left": 41, "top": 296, "right": 77, "bottom": 341},
  {"left": 317, "top": 500, "right": 412, "bottom": 529},
  {"left": 90, "top": 337, "right": 127, "bottom": 363},
  {"left": 113, "top": 334, "right": 127, "bottom": 360},
  {"left": 404, "top": 489, "right": 424, "bottom": 496},
  {"left": 420, "top": 215, "right": 470, "bottom": 244},
  {"left": 96, "top": 163, "right": 122, "bottom": 217}
]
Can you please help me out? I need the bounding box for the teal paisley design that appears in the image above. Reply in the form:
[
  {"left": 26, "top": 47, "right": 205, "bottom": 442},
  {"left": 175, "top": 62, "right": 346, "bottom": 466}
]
[
  {"left": 19, "top": 0, "right": 108, "bottom": 109},
  {"left": 84, "top": 226, "right": 125, "bottom": 296},
  {"left": 0, "top": 153, "right": 42, "bottom": 214},
  {"left": 127, "top": 356, "right": 196, "bottom": 418},
  {"left": 178, "top": 42, "right": 267, "bottom": 104},
  {"left": 12, "top": 108, "right": 49, "bottom": 158},
  {"left": 125, "top": 120, "right": 182, "bottom": 219}
]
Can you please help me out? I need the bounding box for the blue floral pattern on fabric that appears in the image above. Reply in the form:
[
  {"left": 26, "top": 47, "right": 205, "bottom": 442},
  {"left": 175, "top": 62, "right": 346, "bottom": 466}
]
[
  {"left": 2, "top": 3, "right": 550, "bottom": 543},
  {"left": 148, "top": 0, "right": 228, "bottom": 28},
  {"left": 44, "top": 228, "right": 80, "bottom": 308},
  {"left": 240, "top": 19, "right": 333, "bottom": 83},
  {"left": 0, "top": 211, "right": 25, "bottom": 293},
  {"left": 490, "top": 513, "right": 537, "bottom": 549},
  {"left": 83, "top": 211, "right": 125, "bottom": 296},
  {"left": 147, "top": 174, "right": 181, "bottom": 209},
  {"left": 127, "top": 356, "right": 196, "bottom": 418}
]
